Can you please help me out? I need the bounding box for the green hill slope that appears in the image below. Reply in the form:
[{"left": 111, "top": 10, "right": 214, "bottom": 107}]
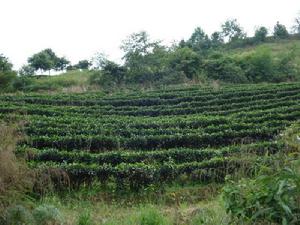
[
  {"left": 24, "top": 40, "right": 300, "bottom": 93},
  {"left": 1, "top": 82, "right": 299, "bottom": 191}
]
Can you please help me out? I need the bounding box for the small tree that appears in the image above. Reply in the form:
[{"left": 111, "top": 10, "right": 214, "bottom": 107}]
[
  {"left": 273, "top": 22, "right": 289, "bottom": 39},
  {"left": 210, "top": 32, "right": 224, "bottom": 48},
  {"left": 121, "top": 31, "right": 160, "bottom": 61},
  {"left": 19, "top": 65, "right": 35, "bottom": 76},
  {"left": 293, "top": 14, "right": 300, "bottom": 34},
  {"left": 28, "top": 49, "right": 55, "bottom": 74},
  {"left": 28, "top": 49, "right": 69, "bottom": 74},
  {"left": 102, "top": 61, "right": 126, "bottom": 85},
  {"left": 54, "top": 57, "right": 70, "bottom": 71},
  {"left": 187, "top": 27, "right": 211, "bottom": 53},
  {"left": 221, "top": 19, "right": 246, "bottom": 42},
  {"left": 92, "top": 52, "right": 110, "bottom": 69},
  {"left": 75, "top": 60, "right": 91, "bottom": 70},
  {"left": 0, "top": 54, "right": 16, "bottom": 90},
  {"left": 254, "top": 26, "right": 268, "bottom": 42}
]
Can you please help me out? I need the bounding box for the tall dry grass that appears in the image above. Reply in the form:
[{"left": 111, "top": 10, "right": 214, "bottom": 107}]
[{"left": 0, "top": 122, "right": 33, "bottom": 210}]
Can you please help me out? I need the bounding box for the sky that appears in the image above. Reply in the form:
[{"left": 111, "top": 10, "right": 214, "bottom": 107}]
[{"left": 0, "top": 0, "right": 299, "bottom": 69}]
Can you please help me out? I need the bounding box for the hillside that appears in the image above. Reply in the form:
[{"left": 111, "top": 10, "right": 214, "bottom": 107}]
[
  {"left": 230, "top": 39, "right": 300, "bottom": 63},
  {"left": 21, "top": 39, "right": 300, "bottom": 93},
  {"left": 0, "top": 82, "right": 297, "bottom": 190}
]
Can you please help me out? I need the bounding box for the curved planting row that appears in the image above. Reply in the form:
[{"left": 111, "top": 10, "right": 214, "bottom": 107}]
[{"left": 1, "top": 82, "right": 299, "bottom": 190}]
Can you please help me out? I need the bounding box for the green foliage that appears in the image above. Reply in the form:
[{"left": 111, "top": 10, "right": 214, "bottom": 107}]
[
  {"left": 76, "top": 60, "right": 91, "bottom": 70},
  {"left": 32, "top": 204, "right": 63, "bottom": 225},
  {"left": 136, "top": 206, "right": 171, "bottom": 225},
  {"left": 204, "top": 46, "right": 298, "bottom": 83},
  {"left": 0, "top": 54, "right": 17, "bottom": 91},
  {"left": 101, "top": 61, "right": 126, "bottom": 86},
  {"left": 3, "top": 82, "right": 299, "bottom": 191},
  {"left": 275, "top": 48, "right": 299, "bottom": 82},
  {"left": 210, "top": 32, "right": 224, "bottom": 48},
  {"left": 28, "top": 49, "right": 55, "bottom": 73},
  {"left": 28, "top": 49, "right": 70, "bottom": 74},
  {"left": 223, "top": 162, "right": 300, "bottom": 224},
  {"left": 89, "top": 70, "right": 103, "bottom": 86},
  {"left": 19, "top": 65, "right": 35, "bottom": 76},
  {"left": 121, "top": 31, "right": 160, "bottom": 61},
  {"left": 77, "top": 210, "right": 94, "bottom": 225},
  {"left": 0, "top": 54, "right": 13, "bottom": 72},
  {"left": 12, "top": 76, "right": 33, "bottom": 91},
  {"left": 119, "top": 32, "right": 187, "bottom": 86},
  {"left": 3, "top": 205, "right": 33, "bottom": 225},
  {"left": 274, "top": 22, "right": 289, "bottom": 39},
  {"left": 241, "top": 47, "right": 274, "bottom": 82},
  {"left": 293, "top": 15, "right": 300, "bottom": 34},
  {"left": 221, "top": 19, "right": 246, "bottom": 42},
  {"left": 55, "top": 57, "right": 70, "bottom": 71},
  {"left": 203, "top": 53, "right": 247, "bottom": 83},
  {"left": 254, "top": 26, "right": 268, "bottom": 43},
  {"left": 168, "top": 47, "right": 201, "bottom": 79},
  {"left": 187, "top": 27, "right": 211, "bottom": 53},
  {"left": 189, "top": 206, "right": 229, "bottom": 225}
]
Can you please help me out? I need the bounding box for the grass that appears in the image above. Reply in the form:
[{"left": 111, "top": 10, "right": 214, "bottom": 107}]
[
  {"left": 27, "top": 70, "right": 95, "bottom": 93},
  {"left": 230, "top": 39, "right": 300, "bottom": 62},
  {"left": 31, "top": 195, "right": 228, "bottom": 225},
  {"left": 0, "top": 122, "right": 33, "bottom": 211}
]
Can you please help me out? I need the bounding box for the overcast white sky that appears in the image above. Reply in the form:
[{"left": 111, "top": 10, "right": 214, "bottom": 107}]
[{"left": 0, "top": 0, "right": 299, "bottom": 69}]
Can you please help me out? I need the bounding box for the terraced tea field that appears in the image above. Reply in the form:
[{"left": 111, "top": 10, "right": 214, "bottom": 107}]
[{"left": 1, "top": 82, "right": 300, "bottom": 190}]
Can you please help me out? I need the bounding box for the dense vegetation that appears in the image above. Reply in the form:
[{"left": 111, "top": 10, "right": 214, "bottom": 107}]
[{"left": 0, "top": 82, "right": 295, "bottom": 192}]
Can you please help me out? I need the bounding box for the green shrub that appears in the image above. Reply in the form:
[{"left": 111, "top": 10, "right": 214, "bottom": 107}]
[
  {"left": 241, "top": 47, "right": 274, "bottom": 82},
  {"left": 32, "top": 204, "right": 63, "bottom": 225},
  {"left": 203, "top": 54, "right": 248, "bottom": 83},
  {"left": 11, "top": 76, "right": 33, "bottom": 91},
  {"left": 0, "top": 71, "right": 16, "bottom": 91},
  {"left": 3, "top": 205, "right": 33, "bottom": 225},
  {"left": 274, "top": 48, "right": 299, "bottom": 82},
  {"left": 222, "top": 161, "right": 300, "bottom": 224},
  {"left": 89, "top": 70, "right": 103, "bottom": 86}
]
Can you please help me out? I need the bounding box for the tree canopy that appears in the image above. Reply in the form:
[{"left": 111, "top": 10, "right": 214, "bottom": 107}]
[
  {"left": 0, "top": 54, "right": 16, "bottom": 90},
  {"left": 28, "top": 48, "right": 70, "bottom": 74},
  {"left": 273, "top": 22, "right": 289, "bottom": 39}
]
